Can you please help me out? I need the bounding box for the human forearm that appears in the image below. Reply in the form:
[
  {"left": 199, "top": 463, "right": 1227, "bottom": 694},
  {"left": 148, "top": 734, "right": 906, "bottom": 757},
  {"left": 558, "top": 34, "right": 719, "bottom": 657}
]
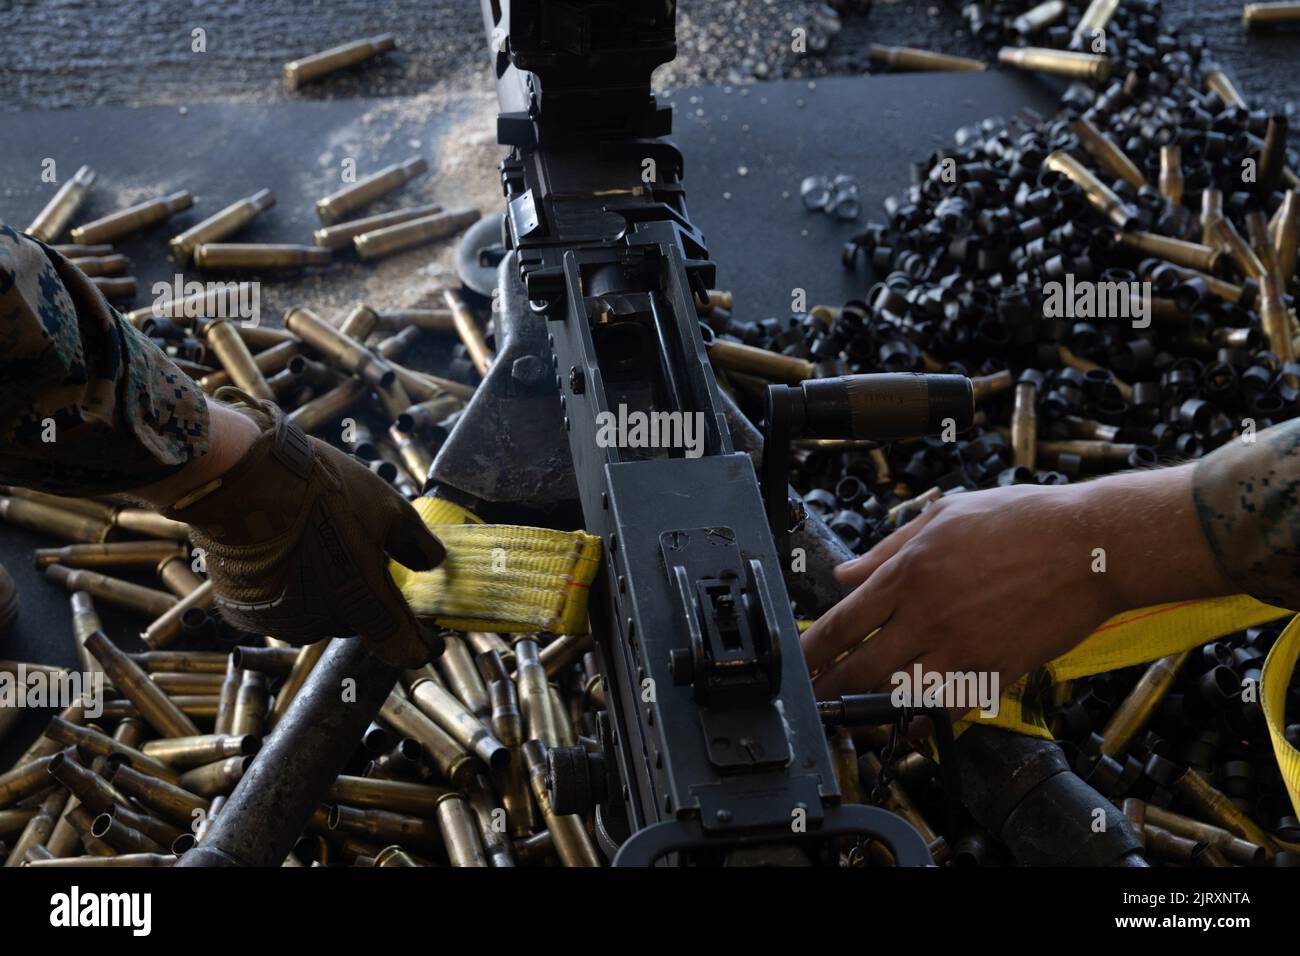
[{"left": 0, "top": 225, "right": 210, "bottom": 496}]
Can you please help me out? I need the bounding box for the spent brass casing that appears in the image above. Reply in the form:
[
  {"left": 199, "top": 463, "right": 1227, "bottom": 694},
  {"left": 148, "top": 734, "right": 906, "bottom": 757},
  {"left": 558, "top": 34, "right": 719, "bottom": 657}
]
[
  {"left": 1210, "top": 216, "right": 1267, "bottom": 280},
  {"left": 1158, "top": 145, "right": 1184, "bottom": 205},
  {"left": 387, "top": 425, "right": 433, "bottom": 485},
  {"left": 1201, "top": 187, "right": 1224, "bottom": 248},
  {"left": 1273, "top": 190, "right": 1299, "bottom": 283},
  {"left": 0, "top": 487, "right": 115, "bottom": 521},
  {"left": 140, "top": 579, "right": 214, "bottom": 650},
  {"left": 105, "top": 762, "right": 209, "bottom": 827},
  {"left": 25, "top": 853, "right": 177, "bottom": 867},
  {"left": 374, "top": 327, "right": 477, "bottom": 400},
  {"left": 314, "top": 202, "right": 443, "bottom": 249},
  {"left": 514, "top": 829, "right": 554, "bottom": 865},
  {"left": 288, "top": 380, "right": 367, "bottom": 435},
  {"left": 374, "top": 845, "right": 421, "bottom": 866},
  {"left": 195, "top": 243, "right": 331, "bottom": 270},
  {"left": 125, "top": 282, "right": 257, "bottom": 328},
  {"left": 537, "top": 633, "right": 594, "bottom": 681},
  {"left": 353, "top": 206, "right": 481, "bottom": 259},
  {"left": 861, "top": 752, "right": 950, "bottom": 864},
  {"left": 198, "top": 339, "right": 298, "bottom": 393},
  {"left": 970, "top": 369, "right": 1013, "bottom": 403},
  {"left": 1118, "top": 230, "right": 1223, "bottom": 274},
  {"left": 150, "top": 672, "right": 226, "bottom": 694},
  {"left": 285, "top": 305, "right": 395, "bottom": 388},
  {"left": 69, "top": 253, "right": 129, "bottom": 277},
  {"left": 58, "top": 805, "right": 117, "bottom": 858},
  {"left": 1246, "top": 210, "right": 1278, "bottom": 274},
  {"left": 46, "top": 718, "right": 182, "bottom": 784},
  {"left": 1099, "top": 651, "right": 1190, "bottom": 758},
  {"left": 379, "top": 692, "right": 477, "bottom": 788},
  {"left": 1044, "top": 151, "right": 1135, "bottom": 229},
  {"left": 1011, "top": 382, "right": 1037, "bottom": 471},
  {"left": 0, "top": 755, "right": 57, "bottom": 810},
  {"left": 111, "top": 507, "right": 190, "bottom": 539},
  {"left": 6, "top": 789, "right": 68, "bottom": 867},
  {"left": 515, "top": 639, "right": 560, "bottom": 748},
  {"left": 436, "top": 792, "right": 490, "bottom": 867},
  {"left": 45, "top": 752, "right": 131, "bottom": 815},
  {"left": 100, "top": 695, "right": 219, "bottom": 722},
  {"left": 214, "top": 658, "right": 242, "bottom": 736},
  {"left": 70, "top": 592, "right": 112, "bottom": 692},
  {"left": 0, "top": 496, "right": 112, "bottom": 543},
  {"left": 317, "top": 156, "right": 427, "bottom": 224},
  {"left": 35, "top": 540, "right": 186, "bottom": 571},
  {"left": 204, "top": 318, "right": 278, "bottom": 400},
  {"left": 831, "top": 728, "right": 863, "bottom": 804},
  {"left": 407, "top": 676, "right": 509, "bottom": 772},
  {"left": 443, "top": 288, "right": 494, "bottom": 375},
  {"left": 26, "top": 165, "right": 97, "bottom": 242},
  {"left": 328, "top": 804, "right": 442, "bottom": 852},
  {"left": 1204, "top": 68, "right": 1247, "bottom": 109},
  {"left": 90, "top": 275, "right": 137, "bottom": 300},
  {"left": 707, "top": 338, "right": 814, "bottom": 383},
  {"left": 169, "top": 188, "right": 275, "bottom": 264},
  {"left": 156, "top": 555, "right": 204, "bottom": 597},
  {"left": 55, "top": 243, "right": 114, "bottom": 258},
  {"left": 268, "top": 639, "right": 330, "bottom": 728},
  {"left": 230, "top": 670, "right": 269, "bottom": 737},
  {"left": 141, "top": 734, "right": 257, "bottom": 769},
  {"left": 435, "top": 633, "right": 491, "bottom": 719},
  {"left": 549, "top": 684, "right": 576, "bottom": 747},
  {"left": 396, "top": 395, "right": 462, "bottom": 435},
  {"left": 522, "top": 740, "right": 601, "bottom": 867},
  {"left": 0, "top": 809, "right": 38, "bottom": 838},
  {"left": 1143, "top": 823, "right": 1204, "bottom": 864},
  {"left": 327, "top": 775, "right": 449, "bottom": 816},
  {"left": 1259, "top": 273, "right": 1297, "bottom": 367},
  {"left": 374, "top": 308, "right": 456, "bottom": 333},
  {"left": 1175, "top": 768, "right": 1280, "bottom": 860},
  {"left": 45, "top": 565, "right": 177, "bottom": 619},
  {"left": 866, "top": 44, "right": 986, "bottom": 72},
  {"left": 468, "top": 632, "right": 515, "bottom": 670},
  {"left": 178, "top": 755, "right": 250, "bottom": 797},
  {"left": 885, "top": 486, "right": 941, "bottom": 526},
  {"left": 71, "top": 190, "right": 194, "bottom": 245},
  {"left": 285, "top": 33, "right": 397, "bottom": 90},
  {"left": 478, "top": 650, "right": 537, "bottom": 837},
  {"left": 1135, "top": 800, "right": 1267, "bottom": 865},
  {"left": 84, "top": 629, "right": 200, "bottom": 738},
  {"left": 12, "top": 699, "right": 85, "bottom": 769},
  {"left": 229, "top": 645, "right": 299, "bottom": 677},
  {"left": 1012, "top": 0, "right": 1067, "bottom": 34},
  {"left": 1073, "top": 118, "right": 1147, "bottom": 190},
  {"left": 1244, "top": 2, "right": 1300, "bottom": 27},
  {"left": 90, "top": 809, "right": 165, "bottom": 854},
  {"left": 1072, "top": 0, "right": 1121, "bottom": 39},
  {"left": 998, "top": 46, "right": 1111, "bottom": 84}
]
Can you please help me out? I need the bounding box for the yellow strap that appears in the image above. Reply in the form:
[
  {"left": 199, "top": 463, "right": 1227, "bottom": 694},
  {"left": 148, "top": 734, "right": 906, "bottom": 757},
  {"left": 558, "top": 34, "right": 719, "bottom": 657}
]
[
  {"left": 389, "top": 498, "right": 602, "bottom": 635},
  {"left": 1263, "top": 616, "right": 1300, "bottom": 816},
  {"left": 953, "top": 595, "right": 1300, "bottom": 813}
]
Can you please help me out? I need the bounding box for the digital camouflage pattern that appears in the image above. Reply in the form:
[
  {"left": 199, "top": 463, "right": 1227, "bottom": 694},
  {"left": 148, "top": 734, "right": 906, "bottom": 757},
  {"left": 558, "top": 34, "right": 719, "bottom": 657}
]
[{"left": 0, "top": 224, "right": 209, "bottom": 494}]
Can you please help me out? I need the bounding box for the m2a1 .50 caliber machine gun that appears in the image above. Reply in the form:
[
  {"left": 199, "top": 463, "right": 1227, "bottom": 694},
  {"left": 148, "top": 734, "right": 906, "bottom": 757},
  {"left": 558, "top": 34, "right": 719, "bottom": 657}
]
[
  {"left": 452, "top": 0, "right": 984, "bottom": 866},
  {"left": 182, "top": 0, "right": 1148, "bottom": 868}
]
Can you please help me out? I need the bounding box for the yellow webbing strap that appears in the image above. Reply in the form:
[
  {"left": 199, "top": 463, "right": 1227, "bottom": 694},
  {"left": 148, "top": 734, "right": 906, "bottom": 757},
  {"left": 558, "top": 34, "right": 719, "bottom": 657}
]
[
  {"left": 1263, "top": 616, "right": 1300, "bottom": 816},
  {"left": 953, "top": 595, "right": 1300, "bottom": 813},
  {"left": 388, "top": 498, "right": 602, "bottom": 635}
]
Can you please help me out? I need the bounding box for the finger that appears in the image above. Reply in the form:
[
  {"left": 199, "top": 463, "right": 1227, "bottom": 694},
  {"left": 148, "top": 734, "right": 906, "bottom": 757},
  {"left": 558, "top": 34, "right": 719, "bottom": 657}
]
[
  {"left": 811, "top": 608, "right": 929, "bottom": 701},
  {"left": 801, "top": 561, "right": 903, "bottom": 679},
  {"left": 383, "top": 497, "right": 446, "bottom": 571},
  {"left": 832, "top": 503, "right": 941, "bottom": 586}
]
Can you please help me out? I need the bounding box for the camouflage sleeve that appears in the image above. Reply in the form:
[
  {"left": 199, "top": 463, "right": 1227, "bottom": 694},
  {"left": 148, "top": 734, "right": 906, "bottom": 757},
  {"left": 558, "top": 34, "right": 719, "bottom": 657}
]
[
  {"left": 1193, "top": 417, "right": 1300, "bottom": 610},
  {"left": 0, "top": 224, "right": 209, "bottom": 495}
]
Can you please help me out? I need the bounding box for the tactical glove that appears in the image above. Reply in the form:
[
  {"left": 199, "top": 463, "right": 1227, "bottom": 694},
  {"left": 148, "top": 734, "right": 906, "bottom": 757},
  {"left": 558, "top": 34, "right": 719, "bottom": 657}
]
[{"left": 165, "top": 388, "right": 445, "bottom": 666}]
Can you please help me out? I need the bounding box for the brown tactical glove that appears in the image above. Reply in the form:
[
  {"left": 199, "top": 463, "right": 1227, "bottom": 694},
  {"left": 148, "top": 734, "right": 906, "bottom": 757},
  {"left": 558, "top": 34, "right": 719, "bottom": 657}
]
[{"left": 165, "top": 388, "right": 445, "bottom": 667}]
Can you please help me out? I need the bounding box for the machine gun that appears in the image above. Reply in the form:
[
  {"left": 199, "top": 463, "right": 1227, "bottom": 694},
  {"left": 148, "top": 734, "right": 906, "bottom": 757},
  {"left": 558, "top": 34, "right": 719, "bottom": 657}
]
[{"left": 459, "top": 0, "right": 972, "bottom": 866}]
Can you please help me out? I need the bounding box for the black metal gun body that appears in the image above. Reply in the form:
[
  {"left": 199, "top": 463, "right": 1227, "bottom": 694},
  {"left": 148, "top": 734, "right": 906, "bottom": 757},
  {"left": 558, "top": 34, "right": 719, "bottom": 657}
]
[{"left": 479, "top": 0, "right": 930, "bottom": 865}]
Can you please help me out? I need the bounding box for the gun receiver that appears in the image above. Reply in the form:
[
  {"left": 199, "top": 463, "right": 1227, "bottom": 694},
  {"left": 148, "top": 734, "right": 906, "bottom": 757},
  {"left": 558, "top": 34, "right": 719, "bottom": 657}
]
[{"left": 478, "top": 0, "right": 932, "bottom": 865}]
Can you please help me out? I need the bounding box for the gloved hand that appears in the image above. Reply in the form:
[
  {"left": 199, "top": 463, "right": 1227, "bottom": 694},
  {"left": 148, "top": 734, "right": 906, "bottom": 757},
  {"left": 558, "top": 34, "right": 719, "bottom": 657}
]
[{"left": 165, "top": 388, "right": 445, "bottom": 666}]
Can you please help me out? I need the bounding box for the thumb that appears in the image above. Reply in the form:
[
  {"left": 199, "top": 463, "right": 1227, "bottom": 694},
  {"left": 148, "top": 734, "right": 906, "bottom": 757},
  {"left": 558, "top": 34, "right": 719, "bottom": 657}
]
[{"left": 383, "top": 496, "right": 446, "bottom": 571}]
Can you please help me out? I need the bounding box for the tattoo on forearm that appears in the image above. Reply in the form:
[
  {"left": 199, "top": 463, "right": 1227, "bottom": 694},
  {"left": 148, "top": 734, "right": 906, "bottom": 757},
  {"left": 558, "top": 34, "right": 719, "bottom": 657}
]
[{"left": 1193, "top": 418, "right": 1300, "bottom": 610}]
